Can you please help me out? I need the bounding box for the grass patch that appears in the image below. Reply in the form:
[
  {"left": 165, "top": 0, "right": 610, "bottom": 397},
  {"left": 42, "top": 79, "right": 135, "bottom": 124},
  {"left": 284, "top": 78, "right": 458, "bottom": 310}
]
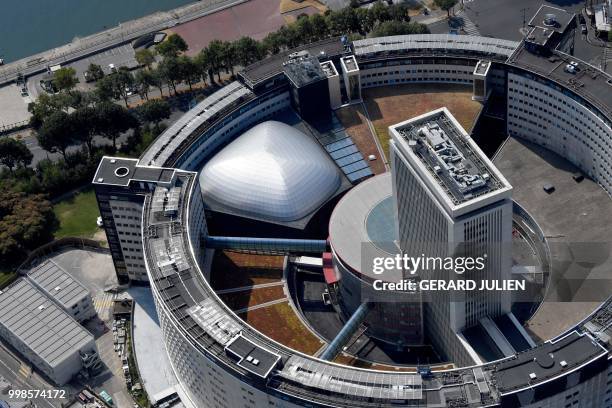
[
  {"left": 240, "top": 301, "right": 323, "bottom": 355},
  {"left": 0, "top": 271, "right": 17, "bottom": 289},
  {"left": 53, "top": 188, "right": 100, "bottom": 239}
]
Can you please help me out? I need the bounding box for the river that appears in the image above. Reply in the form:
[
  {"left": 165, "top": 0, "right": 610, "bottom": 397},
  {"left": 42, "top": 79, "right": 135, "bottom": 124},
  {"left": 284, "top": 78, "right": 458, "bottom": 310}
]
[{"left": 0, "top": 0, "right": 196, "bottom": 63}]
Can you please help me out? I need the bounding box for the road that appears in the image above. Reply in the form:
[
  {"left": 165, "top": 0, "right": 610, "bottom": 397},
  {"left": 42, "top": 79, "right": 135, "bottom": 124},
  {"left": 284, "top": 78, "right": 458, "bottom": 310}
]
[
  {"left": 0, "top": 0, "right": 247, "bottom": 86},
  {"left": 0, "top": 341, "right": 68, "bottom": 408}
]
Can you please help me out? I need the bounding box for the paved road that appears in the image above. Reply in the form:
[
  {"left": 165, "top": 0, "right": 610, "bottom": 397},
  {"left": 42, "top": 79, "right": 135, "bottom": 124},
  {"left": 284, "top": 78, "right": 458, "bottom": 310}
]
[
  {"left": 0, "top": 342, "right": 68, "bottom": 408},
  {"left": 0, "top": 0, "right": 247, "bottom": 86}
]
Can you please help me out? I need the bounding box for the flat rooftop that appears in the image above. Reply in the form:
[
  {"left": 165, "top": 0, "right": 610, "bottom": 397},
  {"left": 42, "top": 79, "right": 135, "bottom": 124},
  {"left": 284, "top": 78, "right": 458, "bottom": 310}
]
[
  {"left": 225, "top": 333, "right": 281, "bottom": 378},
  {"left": 319, "top": 60, "right": 338, "bottom": 78},
  {"left": 524, "top": 5, "right": 574, "bottom": 49},
  {"left": 283, "top": 55, "right": 328, "bottom": 88},
  {"left": 508, "top": 45, "right": 612, "bottom": 120},
  {"left": 240, "top": 37, "right": 346, "bottom": 88},
  {"left": 493, "top": 137, "right": 612, "bottom": 340},
  {"left": 528, "top": 5, "right": 574, "bottom": 34},
  {"left": 390, "top": 108, "right": 511, "bottom": 210},
  {"left": 494, "top": 331, "right": 606, "bottom": 394},
  {"left": 329, "top": 173, "right": 401, "bottom": 281},
  {"left": 474, "top": 60, "right": 491, "bottom": 76},
  {"left": 352, "top": 34, "right": 519, "bottom": 61},
  {"left": 341, "top": 55, "right": 358, "bottom": 72},
  {"left": 0, "top": 279, "right": 93, "bottom": 368},
  {"left": 93, "top": 157, "right": 175, "bottom": 188},
  {"left": 27, "top": 260, "right": 90, "bottom": 309}
]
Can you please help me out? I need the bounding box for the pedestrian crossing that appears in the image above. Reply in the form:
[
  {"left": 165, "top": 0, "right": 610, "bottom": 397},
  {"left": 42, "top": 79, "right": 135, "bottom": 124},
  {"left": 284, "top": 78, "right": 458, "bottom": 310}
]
[
  {"left": 456, "top": 11, "right": 481, "bottom": 36},
  {"left": 18, "top": 362, "right": 31, "bottom": 378},
  {"left": 94, "top": 292, "right": 116, "bottom": 320}
]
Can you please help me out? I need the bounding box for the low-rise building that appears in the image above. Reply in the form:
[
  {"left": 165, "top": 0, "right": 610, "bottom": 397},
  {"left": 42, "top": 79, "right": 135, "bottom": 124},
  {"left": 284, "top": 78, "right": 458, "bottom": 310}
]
[
  {"left": 0, "top": 279, "right": 100, "bottom": 385},
  {"left": 27, "top": 260, "right": 95, "bottom": 322}
]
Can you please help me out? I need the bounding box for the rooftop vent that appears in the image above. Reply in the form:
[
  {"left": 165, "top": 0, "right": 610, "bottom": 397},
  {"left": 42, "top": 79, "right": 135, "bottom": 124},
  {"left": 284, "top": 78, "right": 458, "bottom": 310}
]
[
  {"left": 54, "top": 286, "right": 62, "bottom": 291},
  {"left": 529, "top": 372, "right": 537, "bottom": 380},
  {"left": 114, "top": 166, "right": 130, "bottom": 178},
  {"left": 560, "top": 360, "right": 568, "bottom": 367},
  {"left": 110, "top": 159, "right": 116, "bottom": 164},
  {"left": 97, "top": 178, "right": 104, "bottom": 183},
  {"left": 38, "top": 305, "right": 46, "bottom": 311},
  {"left": 544, "top": 13, "right": 558, "bottom": 26}
]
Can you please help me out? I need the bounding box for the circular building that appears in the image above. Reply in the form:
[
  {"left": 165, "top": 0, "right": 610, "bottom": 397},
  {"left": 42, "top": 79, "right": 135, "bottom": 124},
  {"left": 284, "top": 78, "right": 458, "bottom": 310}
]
[
  {"left": 199, "top": 120, "right": 342, "bottom": 224},
  {"left": 329, "top": 173, "right": 422, "bottom": 346}
]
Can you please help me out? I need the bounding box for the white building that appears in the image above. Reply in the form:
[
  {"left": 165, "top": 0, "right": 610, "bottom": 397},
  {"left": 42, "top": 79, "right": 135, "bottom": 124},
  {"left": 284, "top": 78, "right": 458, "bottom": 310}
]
[
  {"left": 27, "top": 260, "right": 95, "bottom": 322},
  {"left": 389, "top": 108, "right": 514, "bottom": 364},
  {"left": 0, "top": 279, "right": 100, "bottom": 385},
  {"left": 595, "top": 0, "right": 612, "bottom": 33}
]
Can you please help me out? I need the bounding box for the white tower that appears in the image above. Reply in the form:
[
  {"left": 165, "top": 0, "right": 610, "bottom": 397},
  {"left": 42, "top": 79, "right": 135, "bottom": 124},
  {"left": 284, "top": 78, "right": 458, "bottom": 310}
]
[{"left": 389, "top": 108, "right": 513, "bottom": 363}]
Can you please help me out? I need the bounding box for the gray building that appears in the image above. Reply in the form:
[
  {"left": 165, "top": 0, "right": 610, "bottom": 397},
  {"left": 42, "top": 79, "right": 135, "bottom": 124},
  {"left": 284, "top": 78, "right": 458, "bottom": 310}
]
[
  {"left": 27, "top": 260, "right": 95, "bottom": 322},
  {"left": 389, "top": 108, "right": 514, "bottom": 364},
  {"left": 0, "top": 279, "right": 100, "bottom": 385}
]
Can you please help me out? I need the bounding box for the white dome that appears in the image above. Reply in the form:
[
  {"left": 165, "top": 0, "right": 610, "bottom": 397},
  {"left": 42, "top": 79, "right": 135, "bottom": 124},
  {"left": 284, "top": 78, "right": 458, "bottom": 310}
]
[{"left": 199, "top": 121, "right": 342, "bottom": 223}]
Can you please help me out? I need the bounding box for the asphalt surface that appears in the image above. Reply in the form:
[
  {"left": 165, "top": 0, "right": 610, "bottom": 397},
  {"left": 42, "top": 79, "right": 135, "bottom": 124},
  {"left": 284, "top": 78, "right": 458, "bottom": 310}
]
[
  {"left": 0, "top": 341, "right": 68, "bottom": 408},
  {"left": 462, "top": 0, "right": 610, "bottom": 72}
]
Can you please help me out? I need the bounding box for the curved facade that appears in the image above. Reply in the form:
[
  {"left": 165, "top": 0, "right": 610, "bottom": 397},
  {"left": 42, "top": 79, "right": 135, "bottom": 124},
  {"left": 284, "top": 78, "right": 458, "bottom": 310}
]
[
  {"left": 199, "top": 121, "right": 342, "bottom": 223},
  {"left": 92, "top": 33, "right": 612, "bottom": 408},
  {"left": 329, "top": 173, "right": 423, "bottom": 345}
]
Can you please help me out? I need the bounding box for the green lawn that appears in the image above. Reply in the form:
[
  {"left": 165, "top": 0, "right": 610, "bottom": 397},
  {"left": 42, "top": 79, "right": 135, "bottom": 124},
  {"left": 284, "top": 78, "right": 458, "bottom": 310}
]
[
  {"left": 0, "top": 271, "right": 17, "bottom": 289},
  {"left": 53, "top": 188, "right": 100, "bottom": 239}
]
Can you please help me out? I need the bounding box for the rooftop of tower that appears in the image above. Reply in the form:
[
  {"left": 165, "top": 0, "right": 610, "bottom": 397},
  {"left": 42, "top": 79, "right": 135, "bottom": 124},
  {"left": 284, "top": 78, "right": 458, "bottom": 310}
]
[{"left": 389, "top": 108, "right": 512, "bottom": 216}]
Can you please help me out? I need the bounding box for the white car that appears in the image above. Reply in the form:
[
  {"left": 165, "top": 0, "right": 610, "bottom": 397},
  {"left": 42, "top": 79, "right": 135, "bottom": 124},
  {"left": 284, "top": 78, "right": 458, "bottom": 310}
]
[{"left": 96, "top": 216, "right": 103, "bottom": 227}]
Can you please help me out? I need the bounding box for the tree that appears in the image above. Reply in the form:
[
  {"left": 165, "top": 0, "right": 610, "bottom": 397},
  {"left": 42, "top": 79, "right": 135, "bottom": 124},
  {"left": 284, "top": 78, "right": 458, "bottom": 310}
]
[
  {"left": 355, "top": 7, "right": 375, "bottom": 35},
  {"left": 262, "top": 32, "right": 283, "bottom": 55},
  {"left": 52, "top": 67, "right": 78, "bottom": 92},
  {"left": 150, "top": 68, "right": 166, "bottom": 97},
  {"left": 72, "top": 107, "right": 99, "bottom": 156},
  {"left": 178, "top": 56, "right": 200, "bottom": 91},
  {"left": 0, "top": 138, "right": 33, "bottom": 173},
  {"left": 37, "top": 111, "right": 77, "bottom": 161},
  {"left": 134, "top": 69, "right": 154, "bottom": 100},
  {"left": 135, "top": 48, "right": 156, "bottom": 68},
  {"left": 0, "top": 191, "right": 55, "bottom": 264},
  {"left": 95, "top": 69, "right": 135, "bottom": 106},
  {"left": 310, "top": 14, "right": 330, "bottom": 40},
  {"left": 220, "top": 41, "right": 237, "bottom": 76},
  {"left": 158, "top": 57, "right": 182, "bottom": 95},
  {"left": 328, "top": 8, "right": 359, "bottom": 35},
  {"left": 137, "top": 99, "right": 171, "bottom": 130},
  {"left": 434, "top": 0, "right": 458, "bottom": 17},
  {"left": 112, "top": 69, "right": 136, "bottom": 107},
  {"left": 369, "top": 1, "right": 391, "bottom": 24},
  {"left": 296, "top": 15, "right": 314, "bottom": 42},
  {"left": 371, "top": 20, "right": 429, "bottom": 37},
  {"left": 235, "top": 37, "right": 261, "bottom": 68},
  {"left": 95, "top": 75, "right": 118, "bottom": 101},
  {"left": 95, "top": 102, "right": 138, "bottom": 151},
  {"left": 205, "top": 40, "right": 225, "bottom": 82},
  {"left": 156, "top": 33, "right": 188, "bottom": 58},
  {"left": 194, "top": 51, "right": 212, "bottom": 85},
  {"left": 86, "top": 63, "right": 105, "bottom": 82},
  {"left": 388, "top": 3, "right": 410, "bottom": 22}
]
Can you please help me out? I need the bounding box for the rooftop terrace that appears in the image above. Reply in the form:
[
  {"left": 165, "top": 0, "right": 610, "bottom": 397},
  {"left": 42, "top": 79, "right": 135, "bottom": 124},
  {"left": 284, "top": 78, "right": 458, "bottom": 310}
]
[{"left": 390, "top": 108, "right": 510, "bottom": 207}]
